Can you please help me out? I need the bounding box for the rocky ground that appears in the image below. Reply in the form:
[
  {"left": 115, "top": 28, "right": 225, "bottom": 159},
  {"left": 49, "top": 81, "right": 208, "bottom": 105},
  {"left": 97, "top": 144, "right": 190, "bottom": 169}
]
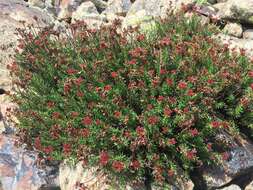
[{"left": 0, "top": 0, "right": 253, "bottom": 189}]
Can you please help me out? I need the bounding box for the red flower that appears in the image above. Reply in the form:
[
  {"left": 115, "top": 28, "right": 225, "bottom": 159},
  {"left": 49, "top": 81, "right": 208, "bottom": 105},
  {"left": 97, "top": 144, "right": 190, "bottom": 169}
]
[
  {"left": 157, "top": 96, "right": 164, "bottom": 102},
  {"left": 74, "top": 77, "right": 83, "bottom": 86},
  {"left": 187, "top": 89, "right": 195, "bottom": 96},
  {"left": 136, "top": 126, "right": 145, "bottom": 137},
  {"left": 114, "top": 111, "right": 121, "bottom": 118},
  {"left": 164, "top": 107, "right": 172, "bottom": 117},
  {"left": 148, "top": 116, "right": 159, "bottom": 125},
  {"left": 159, "top": 37, "right": 171, "bottom": 46},
  {"left": 189, "top": 128, "right": 199, "bottom": 137},
  {"left": 82, "top": 116, "right": 93, "bottom": 126},
  {"left": 52, "top": 112, "right": 61, "bottom": 119},
  {"left": 47, "top": 101, "right": 54, "bottom": 108},
  {"left": 64, "top": 83, "right": 71, "bottom": 94},
  {"left": 186, "top": 149, "right": 197, "bottom": 160},
  {"left": 128, "top": 59, "right": 137, "bottom": 65},
  {"left": 160, "top": 69, "right": 167, "bottom": 75},
  {"left": 44, "top": 146, "right": 53, "bottom": 154},
  {"left": 137, "top": 34, "right": 145, "bottom": 42},
  {"left": 211, "top": 121, "right": 220, "bottom": 128},
  {"left": 248, "top": 71, "right": 253, "bottom": 78},
  {"left": 67, "top": 68, "right": 77, "bottom": 75},
  {"left": 100, "top": 151, "right": 109, "bottom": 166},
  {"left": 222, "top": 152, "right": 230, "bottom": 161},
  {"left": 250, "top": 83, "right": 253, "bottom": 90},
  {"left": 124, "top": 130, "right": 131, "bottom": 138},
  {"left": 104, "top": 85, "right": 112, "bottom": 91},
  {"left": 112, "top": 161, "right": 125, "bottom": 172},
  {"left": 167, "top": 169, "right": 174, "bottom": 177},
  {"left": 111, "top": 72, "right": 118, "bottom": 78},
  {"left": 131, "top": 160, "right": 141, "bottom": 170},
  {"left": 178, "top": 81, "right": 187, "bottom": 89},
  {"left": 207, "top": 79, "right": 214, "bottom": 84},
  {"left": 168, "top": 138, "right": 176, "bottom": 145},
  {"left": 77, "top": 91, "right": 84, "bottom": 97},
  {"left": 34, "top": 137, "right": 42, "bottom": 150},
  {"left": 80, "top": 128, "right": 90, "bottom": 137},
  {"left": 207, "top": 143, "right": 212, "bottom": 151},
  {"left": 71, "top": 112, "right": 79, "bottom": 118},
  {"left": 63, "top": 143, "right": 72, "bottom": 154}
]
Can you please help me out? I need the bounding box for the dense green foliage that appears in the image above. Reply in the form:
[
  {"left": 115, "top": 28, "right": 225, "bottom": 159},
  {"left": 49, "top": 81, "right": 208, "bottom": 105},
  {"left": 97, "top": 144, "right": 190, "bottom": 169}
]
[{"left": 10, "top": 11, "right": 253, "bottom": 188}]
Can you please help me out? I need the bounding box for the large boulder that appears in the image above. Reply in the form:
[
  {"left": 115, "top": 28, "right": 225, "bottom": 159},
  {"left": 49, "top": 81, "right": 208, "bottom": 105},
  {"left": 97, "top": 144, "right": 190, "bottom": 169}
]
[
  {"left": 71, "top": 1, "right": 105, "bottom": 28},
  {"left": 213, "top": 0, "right": 253, "bottom": 24},
  {"left": 122, "top": 0, "right": 194, "bottom": 29},
  {"left": 103, "top": 0, "right": 132, "bottom": 16}
]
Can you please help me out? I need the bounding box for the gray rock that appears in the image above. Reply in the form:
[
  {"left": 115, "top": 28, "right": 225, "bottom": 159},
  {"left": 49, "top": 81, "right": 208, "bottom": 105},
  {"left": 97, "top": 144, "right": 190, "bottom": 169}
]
[
  {"left": 201, "top": 132, "right": 253, "bottom": 188},
  {"left": 213, "top": 0, "right": 253, "bottom": 24},
  {"left": 208, "top": 0, "right": 217, "bottom": 4},
  {"left": 223, "top": 23, "right": 243, "bottom": 38},
  {"left": 71, "top": 1, "right": 105, "bottom": 28},
  {"left": 28, "top": 0, "right": 46, "bottom": 9},
  {"left": 220, "top": 185, "right": 241, "bottom": 190},
  {"left": 104, "top": 0, "right": 132, "bottom": 15},
  {"left": 243, "top": 29, "right": 253, "bottom": 40}
]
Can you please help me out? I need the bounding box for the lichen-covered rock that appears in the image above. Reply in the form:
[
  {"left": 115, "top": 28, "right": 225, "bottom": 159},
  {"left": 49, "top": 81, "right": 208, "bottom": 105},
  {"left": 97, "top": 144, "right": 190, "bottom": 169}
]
[
  {"left": 103, "top": 0, "right": 132, "bottom": 15},
  {"left": 243, "top": 29, "right": 253, "bottom": 40},
  {"left": 71, "top": 1, "right": 105, "bottom": 28},
  {"left": 220, "top": 185, "right": 241, "bottom": 190},
  {"left": 200, "top": 132, "right": 253, "bottom": 188},
  {"left": 0, "top": 135, "right": 58, "bottom": 190},
  {"left": 223, "top": 23, "right": 243, "bottom": 38},
  {"left": 28, "top": 0, "right": 46, "bottom": 9},
  {"left": 213, "top": 0, "right": 253, "bottom": 24}
]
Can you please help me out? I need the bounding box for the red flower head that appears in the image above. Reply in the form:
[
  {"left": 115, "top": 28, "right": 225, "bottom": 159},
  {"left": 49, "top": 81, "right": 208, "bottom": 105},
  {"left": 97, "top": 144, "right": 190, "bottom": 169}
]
[
  {"left": 80, "top": 128, "right": 90, "bottom": 138},
  {"left": 44, "top": 146, "right": 53, "bottom": 154},
  {"left": 136, "top": 126, "right": 145, "bottom": 137},
  {"left": 167, "top": 169, "right": 175, "bottom": 177},
  {"left": 100, "top": 151, "right": 109, "bottom": 166},
  {"left": 178, "top": 81, "right": 187, "bottom": 89},
  {"left": 34, "top": 137, "right": 42, "bottom": 150},
  {"left": 111, "top": 72, "right": 118, "bottom": 78},
  {"left": 164, "top": 107, "right": 172, "bottom": 117},
  {"left": 67, "top": 68, "right": 78, "bottom": 75},
  {"left": 52, "top": 112, "right": 61, "bottom": 119},
  {"left": 82, "top": 116, "right": 93, "bottom": 126},
  {"left": 168, "top": 138, "right": 176, "bottom": 145},
  {"left": 248, "top": 71, "right": 253, "bottom": 78},
  {"left": 71, "top": 112, "right": 79, "bottom": 118},
  {"left": 137, "top": 34, "right": 145, "bottom": 42},
  {"left": 250, "top": 83, "right": 253, "bottom": 90},
  {"left": 157, "top": 96, "right": 164, "bottom": 102},
  {"left": 166, "top": 78, "right": 173, "bottom": 86},
  {"left": 222, "top": 152, "right": 230, "bottom": 161},
  {"left": 148, "top": 116, "right": 159, "bottom": 125},
  {"left": 77, "top": 91, "right": 84, "bottom": 97},
  {"left": 112, "top": 161, "right": 125, "bottom": 172},
  {"left": 159, "top": 37, "right": 171, "bottom": 46},
  {"left": 114, "top": 111, "right": 121, "bottom": 118},
  {"left": 128, "top": 59, "right": 137, "bottom": 65},
  {"left": 63, "top": 143, "right": 72, "bottom": 155},
  {"left": 131, "top": 160, "right": 141, "bottom": 170},
  {"left": 187, "top": 89, "right": 195, "bottom": 96},
  {"left": 211, "top": 121, "right": 220, "bottom": 128},
  {"left": 74, "top": 77, "right": 83, "bottom": 86},
  {"left": 104, "top": 85, "right": 112, "bottom": 91},
  {"left": 189, "top": 128, "right": 199, "bottom": 137},
  {"left": 47, "top": 101, "right": 55, "bottom": 108},
  {"left": 186, "top": 149, "right": 197, "bottom": 160}
]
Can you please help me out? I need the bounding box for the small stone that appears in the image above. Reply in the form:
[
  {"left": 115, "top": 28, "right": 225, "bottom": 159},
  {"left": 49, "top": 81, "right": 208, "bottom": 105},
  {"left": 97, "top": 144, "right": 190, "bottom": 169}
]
[
  {"left": 223, "top": 23, "right": 243, "bottom": 38},
  {"left": 243, "top": 29, "right": 253, "bottom": 40},
  {"left": 245, "top": 181, "right": 253, "bottom": 190},
  {"left": 220, "top": 184, "right": 241, "bottom": 190}
]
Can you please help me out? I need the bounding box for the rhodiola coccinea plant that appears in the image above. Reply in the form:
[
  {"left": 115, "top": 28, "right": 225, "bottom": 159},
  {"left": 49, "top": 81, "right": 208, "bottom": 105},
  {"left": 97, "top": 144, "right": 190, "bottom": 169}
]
[{"left": 9, "top": 9, "right": 253, "bottom": 187}]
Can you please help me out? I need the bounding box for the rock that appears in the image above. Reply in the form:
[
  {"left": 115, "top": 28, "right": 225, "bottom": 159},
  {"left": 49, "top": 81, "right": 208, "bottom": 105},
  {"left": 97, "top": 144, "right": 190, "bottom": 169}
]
[
  {"left": 208, "top": 0, "right": 217, "bottom": 4},
  {"left": 0, "top": 134, "right": 58, "bottom": 190},
  {"left": 71, "top": 1, "right": 105, "bottom": 28},
  {"left": 28, "top": 0, "right": 46, "bottom": 9},
  {"left": 90, "top": 0, "right": 108, "bottom": 12},
  {"left": 122, "top": 0, "right": 194, "bottom": 29},
  {"left": 59, "top": 162, "right": 109, "bottom": 190},
  {"left": 223, "top": 23, "right": 243, "bottom": 38},
  {"left": 216, "top": 33, "right": 253, "bottom": 57},
  {"left": 243, "top": 29, "right": 253, "bottom": 40},
  {"left": 57, "top": 0, "right": 83, "bottom": 19},
  {"left": 220, "top": 185, "right": 241, "bottom": 190},
  {"left": 245, "top": 181, "right": 253, "bottom": 190},
  {"left": 200, "top": 132, "right": 253, "bottom": 188},
  {"left": 104, "top": 0, "right": 132, "bottom": 15},
  {"left": 213, "top": 0, "right": 253, "bottom": 24}
]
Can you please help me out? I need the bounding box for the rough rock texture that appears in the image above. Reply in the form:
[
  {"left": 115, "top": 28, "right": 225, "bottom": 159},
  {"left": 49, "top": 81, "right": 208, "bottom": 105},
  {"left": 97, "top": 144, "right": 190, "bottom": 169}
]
[
  {"left": 103, "top": 0, "right": 132, "bottom": 16},
  {"left": 200, "top": 132, "right": 253, "bottom": 188},
  {"left": 0, "top": 134, "right": 58, "bottom": 190},
  {"left": 243, "top": 29, "right": 253, "bottom": 40},
  {"left": 220, "top": 185, "right": 241, "bottom": 190},
  {"left": 223, "top": 23, "right": 243, "bottom": 38},
  {"left": 245, "top": 181, "right": 253, "bottom": 190},
  {"left": 213, "top": 0, "right": 253, "bottom": 24},
  {"left": 122, "top": 0, "right": 194, "bottom": 28},
  {"left": 71, "top": 1, "right": 105, "bottom": 28}
]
